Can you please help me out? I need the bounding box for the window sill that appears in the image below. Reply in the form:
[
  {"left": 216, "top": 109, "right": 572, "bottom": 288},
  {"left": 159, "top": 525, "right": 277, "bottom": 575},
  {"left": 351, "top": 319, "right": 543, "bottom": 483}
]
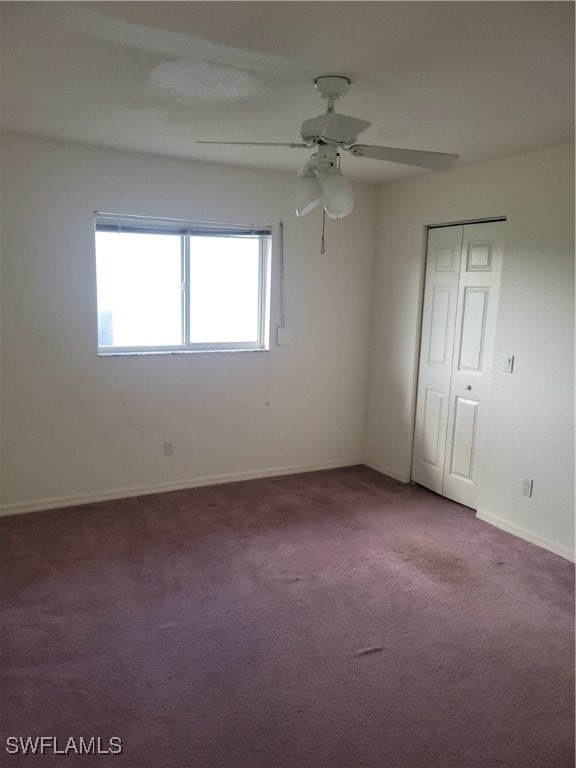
[{"left": 97, "top": 348, "right": 270, "bottom": 357}]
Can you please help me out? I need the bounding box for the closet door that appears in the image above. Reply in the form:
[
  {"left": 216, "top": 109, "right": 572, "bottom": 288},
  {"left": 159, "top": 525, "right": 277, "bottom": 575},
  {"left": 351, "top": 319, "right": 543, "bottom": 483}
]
[
  {"left": 411, "top": 225, "right": 463, "bottom": 495},
  {"left": 412, "top": 221, "right": 504, "bottom": 509}
]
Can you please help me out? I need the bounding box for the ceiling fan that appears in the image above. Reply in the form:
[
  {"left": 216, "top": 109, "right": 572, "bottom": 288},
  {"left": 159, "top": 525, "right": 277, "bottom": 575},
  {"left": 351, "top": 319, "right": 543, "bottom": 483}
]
[{"left": 198, "top": 76, "right": 459, "bottom": 219}]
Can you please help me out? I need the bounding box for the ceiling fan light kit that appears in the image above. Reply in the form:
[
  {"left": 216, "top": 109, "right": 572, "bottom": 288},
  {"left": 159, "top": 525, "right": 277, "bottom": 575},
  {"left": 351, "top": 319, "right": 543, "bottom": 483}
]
[
  {"left": 296, "top": 145, "right": 353, "bottom": 219},
  {"left": 197, "top": 75, "right": 458, "bottom": 221},
  {"left": 295, "top": 171, "right": 322, "bottom": 217},
  {"left": 316, "top": 166, "right": 354, "bottom": 219}
]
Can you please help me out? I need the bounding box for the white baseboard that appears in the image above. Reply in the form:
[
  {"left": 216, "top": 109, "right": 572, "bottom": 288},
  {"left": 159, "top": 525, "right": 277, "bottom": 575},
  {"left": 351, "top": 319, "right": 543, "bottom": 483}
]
[
  {"left": 363, "top": 459, "right": 411, "bottom": 484},
  {"left": 0, "top": 458, "right": 363, "bottom": 517},
  {"left": 476, "top": 508, "right": 575, "bottom": 562}
]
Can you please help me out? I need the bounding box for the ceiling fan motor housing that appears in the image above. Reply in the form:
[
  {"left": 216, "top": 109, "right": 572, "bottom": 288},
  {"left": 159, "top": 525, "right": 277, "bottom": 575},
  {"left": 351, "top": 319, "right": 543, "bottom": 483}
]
[{"left": 300, "top": 113, "right": 372, "bottom": 145}]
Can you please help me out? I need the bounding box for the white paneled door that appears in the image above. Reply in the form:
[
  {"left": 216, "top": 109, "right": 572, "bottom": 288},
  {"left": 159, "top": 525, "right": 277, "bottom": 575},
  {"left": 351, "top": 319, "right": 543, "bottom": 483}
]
[{"left": 411, "top": 221, "right": 504, "bottom": 509}]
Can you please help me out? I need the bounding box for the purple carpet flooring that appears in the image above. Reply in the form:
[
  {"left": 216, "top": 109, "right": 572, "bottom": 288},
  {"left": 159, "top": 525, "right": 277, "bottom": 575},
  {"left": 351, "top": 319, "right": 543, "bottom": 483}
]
[{"left": 1, "top": 466, "right": 574, "bottom": 767}]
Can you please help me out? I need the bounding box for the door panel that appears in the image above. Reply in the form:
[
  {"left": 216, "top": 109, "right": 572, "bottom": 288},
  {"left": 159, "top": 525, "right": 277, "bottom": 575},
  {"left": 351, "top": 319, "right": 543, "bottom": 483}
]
[
  {"left": 458, "top": 287, "right": 489, "bottom": 372},
  {"left": 422, "top": 388, "right": 445, "bottom": 467},
  {"left": 428, "top": 287, "right": 452, "bottom": 366},
  {"left": 435, "top": 243, "right": 460, "bottom": 272},
  {"left": 448, "top": 396, "right": 479, "bottom": 481},
  {"left": 412, "top": 220, "right": 504, "bottom": 509},
  {"left": 466, "top": 241, "right": 493, "bottom": 271}
]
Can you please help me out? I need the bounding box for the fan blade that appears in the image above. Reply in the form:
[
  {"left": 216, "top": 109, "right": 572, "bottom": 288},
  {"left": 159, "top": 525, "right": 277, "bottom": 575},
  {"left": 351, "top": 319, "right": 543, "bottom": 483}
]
[
  {"left": 348, "top": 144, "right": 458, "bottom": 171},
  {"left": 196, "top": 141, "right": 310, "bottom": 148}
]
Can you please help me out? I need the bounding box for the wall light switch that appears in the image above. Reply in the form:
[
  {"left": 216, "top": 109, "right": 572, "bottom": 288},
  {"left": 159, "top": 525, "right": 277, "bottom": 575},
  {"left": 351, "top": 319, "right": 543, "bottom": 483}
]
[
  {"left": 503, "top": 354, "right": 514, "bottom": 373},
  {"left": 522, "top": 478, "right": 533, "bottom": 497}
]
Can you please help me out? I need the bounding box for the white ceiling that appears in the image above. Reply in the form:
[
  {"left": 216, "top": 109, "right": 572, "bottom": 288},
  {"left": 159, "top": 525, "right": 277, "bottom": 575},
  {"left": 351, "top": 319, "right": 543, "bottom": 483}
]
[{"left": 1, "top": 1, "right": 574, "bottom": 183}]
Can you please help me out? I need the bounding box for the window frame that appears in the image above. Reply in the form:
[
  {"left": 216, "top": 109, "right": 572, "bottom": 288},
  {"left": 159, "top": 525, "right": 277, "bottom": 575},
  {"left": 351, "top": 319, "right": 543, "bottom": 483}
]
[{"left": 94, "top": 213, "right": 272, "bottom": 355}]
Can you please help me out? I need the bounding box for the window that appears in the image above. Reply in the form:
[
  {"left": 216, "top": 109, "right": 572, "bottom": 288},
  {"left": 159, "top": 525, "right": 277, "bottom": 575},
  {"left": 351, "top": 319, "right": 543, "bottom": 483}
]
[{"left": 94, "top": 213, "right": 271, "bottom": 354}]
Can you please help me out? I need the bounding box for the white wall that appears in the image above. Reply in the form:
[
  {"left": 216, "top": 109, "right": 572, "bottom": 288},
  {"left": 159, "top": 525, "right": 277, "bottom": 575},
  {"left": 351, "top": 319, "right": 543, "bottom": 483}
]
[
  {"left": 365, "top": 143, "right": 575, "bottom": 560},
  {"left": 0, "top": 134, "right": 377, "bottom": 512},
  {"left": 2, "top": 135, "right": 573, "bottom": 563}
]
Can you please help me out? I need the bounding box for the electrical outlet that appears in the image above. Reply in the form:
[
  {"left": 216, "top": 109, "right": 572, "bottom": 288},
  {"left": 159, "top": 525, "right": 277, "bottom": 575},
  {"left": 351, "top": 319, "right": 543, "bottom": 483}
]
[
  {"left": 522, "top": 478, "right": 533, "bottom": 497},
  {"left": 164, "top": 440, "right": 175, "bottom": 457}
]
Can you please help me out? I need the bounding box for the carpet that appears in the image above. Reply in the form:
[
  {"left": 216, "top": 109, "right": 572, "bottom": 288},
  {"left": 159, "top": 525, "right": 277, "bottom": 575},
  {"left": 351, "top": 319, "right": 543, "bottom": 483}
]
[{"left": 1, "top": 466, "right": 573, "bottom": 767}]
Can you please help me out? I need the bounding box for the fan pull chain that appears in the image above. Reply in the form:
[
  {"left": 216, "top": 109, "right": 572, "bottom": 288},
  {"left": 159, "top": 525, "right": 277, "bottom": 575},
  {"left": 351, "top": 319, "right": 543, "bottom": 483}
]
[{"left": 321, "top": 209, "right": 326, "bottom": 254}]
